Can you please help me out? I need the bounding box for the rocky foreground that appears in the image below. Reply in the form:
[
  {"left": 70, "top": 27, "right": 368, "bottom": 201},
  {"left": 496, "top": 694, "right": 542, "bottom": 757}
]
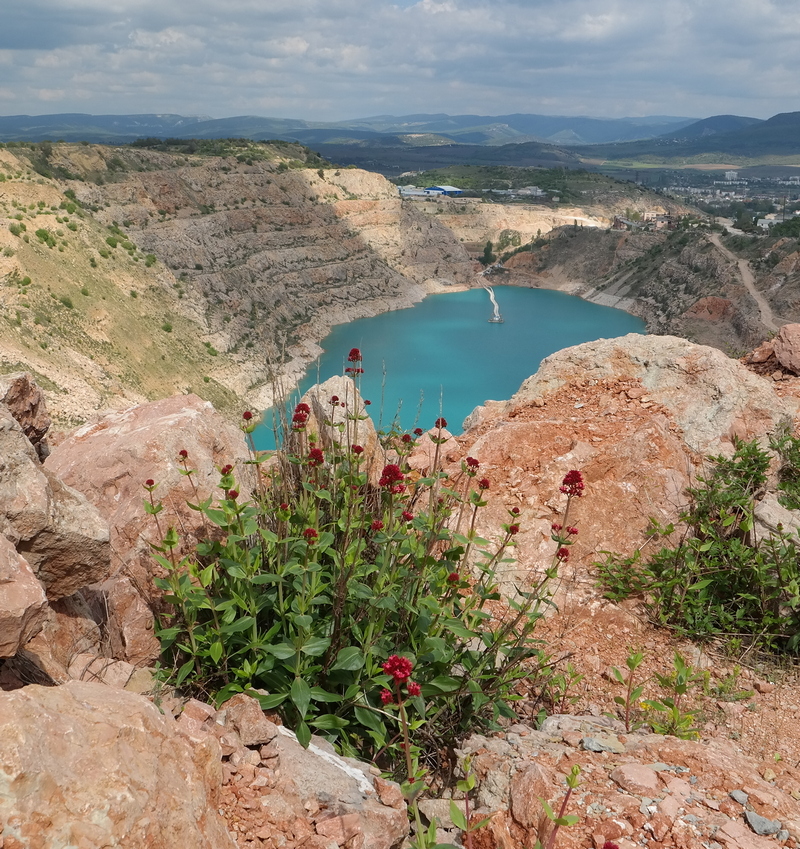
[{"left": 4, "top": 330, "right": 800, "bottom": 848}]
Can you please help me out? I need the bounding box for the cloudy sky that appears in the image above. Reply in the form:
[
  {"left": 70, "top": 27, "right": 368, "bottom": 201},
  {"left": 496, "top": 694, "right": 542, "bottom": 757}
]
[{"left": 2, "top": 0, "right": 799, "bottom": 122}]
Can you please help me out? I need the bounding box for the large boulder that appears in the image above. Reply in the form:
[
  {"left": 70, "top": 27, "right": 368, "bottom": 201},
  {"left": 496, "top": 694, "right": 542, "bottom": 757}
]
[
  {"left": 456, "top": 334, "right": 800, "bottom": 594},
  {"left": 0, "top": 405, "right": 110, "bottom": 600},
  {"left": 46, "top": 394, "right": 254, "bottom": 665},
  {"left": 0, "top": 371, "right": 51, "bottom": 459},
  {"left": 0, "top": 681, "right": 236, "bottom": 848},
  {"left": 507, "top": 334, "right": 798, "bottom": 453},
  {"left": 0, "top": 536, "right": 48, "bottom": 658},
  {"left": 772, "top": 323, "right": 800, "bottom": 374}
]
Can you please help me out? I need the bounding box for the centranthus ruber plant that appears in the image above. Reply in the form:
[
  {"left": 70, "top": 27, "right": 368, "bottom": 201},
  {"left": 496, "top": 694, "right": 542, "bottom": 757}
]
[{"left": 148, "top": 346, "right": 586, "bottom": 793}]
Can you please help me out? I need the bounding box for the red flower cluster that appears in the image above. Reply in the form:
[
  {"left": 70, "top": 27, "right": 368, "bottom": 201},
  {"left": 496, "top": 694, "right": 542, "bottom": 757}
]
[
  {"left": 434, "top": 417, "right": 447, "bottom": 429},
  {"left": 330, "top": 395, "right": 339, "bottom": 403},
  {"left": 348, "top": 348, "right": 362, "bottom": 363},
  {"left": 478, "top": 478, "right": 490, "bottom": 490},
  {"left": 351, "top": 444, "right": 364, "bottom": 455},
  {"left": 413, "top": 428, "right": 424, "bottom": 437},
  {"left": 560, "top": 469, "right": 584, "bottom": 497},
  {"left": 379, "top": 464, "right": 406, "bottom": 492},
  {"left": 556, "top": 546, "right": 570, "bottom": 561},
  {"left": 447, "top": 572, "right": 460, "bottom": 583},
  {"left": 178, "top": 449, "right": 189, "bottom": 459},
  {"left": 371, "top": 519, "right": 384, "bottom": 531},
  {"left": 380, "top": 689, "right": 394, "bottom": 705},
  {"left": 465, "top": 456, "right": 480, "bottom": 469},
  {"left": 221, "top": 464, "right": 233, "bottom": 475},
  {"left": 510, "top": 506, "right": 520, "bottom": 515},
  {"left": 508, "top": 524, "right": 519, "bottom": 535},
  {"left": 227, "top": 489, "right": 239, "bottom": 500},
  {"left": 401, "top": 433, "right": 412, "bottom": 444},
  {"left": 303, "top": 528, "right": 318, "bottom": 542},
  {"left": 402, "top": 511, "right": 414, "bottom": 522},
  {"left": 292, "top": 402, "right": 310, "bottom": 430},
  {"left": 383, "top": 654, "right": 413, "bottom": 682},
  {"left": 307, "top": 448, "right": 325, "bottom": 467},
  {"left": 407, "top": 681, "right": 421, "bottom": 697},
  {"left": 345, "top": 367, "right": 364, "bottom": 374},
  {"left": 279, "top": 502, "right": 289, "bottom": 510},
  {"left": 242, "top": 410, "right": 253, "bottom": 421},
  {"left": 144, "top": 479, "right": 155, "bottom": 488}
]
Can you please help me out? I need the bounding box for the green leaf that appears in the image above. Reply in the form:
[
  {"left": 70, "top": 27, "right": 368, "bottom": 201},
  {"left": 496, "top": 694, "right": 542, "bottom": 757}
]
[
  {"left": 209, "top": 641, "right": 223, "bottom": 664},
  {"left": 331, "top": 646, "right": 365, "bottom": 671},
  {"left": 354, "top": 705, "right": 386, "bottom": 734},
  {"left": 296, "top": 720, "right": 312, "bottom": 749},
  {"left": 290, "top": 677, "right": 311, "bottom": 718},
  {"left": 449, "top": 801, "right": 468, "bottom": 831},
  {"left": 222, "top": 616, "right": 256, "bottom": 634},
  {"left": 422, "top": 675, "right": 461, "bottom": 695},
  {"left": 311, "top": 714, "right": 349, "bottom": 730},
  {"left": 266, "top": 642, "right": 296, "bottom": 660},
  {"left": 249, "top": 691, "right": 287, "bottom": 710},
  {"left": 308, "top": 687, "right": 342, "bottom": 703},
  {"left": 301, "top": 636, "right": 330, "bottom": 656},
  {"left": 443, "top": 618, "right": 479, "bottom": 640},
  {"left": 251, "top": 573, "right": 282, "bottom": 585},
  {"left": 175, "top": 658, "right": 195, "bottom": 686}
]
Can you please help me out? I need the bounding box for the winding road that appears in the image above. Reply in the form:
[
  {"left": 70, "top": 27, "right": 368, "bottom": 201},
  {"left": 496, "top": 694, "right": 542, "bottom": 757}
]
[{"left": 709, "top": 233, "right": 780, "bottom": 333}]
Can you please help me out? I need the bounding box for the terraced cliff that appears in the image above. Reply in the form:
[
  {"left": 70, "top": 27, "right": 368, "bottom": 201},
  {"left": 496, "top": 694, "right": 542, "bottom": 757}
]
[{"left": 0, "top": 142, "right": 475, "bottom": 425}]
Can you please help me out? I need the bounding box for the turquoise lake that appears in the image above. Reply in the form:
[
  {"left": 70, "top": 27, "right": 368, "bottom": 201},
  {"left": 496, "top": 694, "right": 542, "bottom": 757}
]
[{"left": 252, "top": 285, "right": 645, "bottom": 449}]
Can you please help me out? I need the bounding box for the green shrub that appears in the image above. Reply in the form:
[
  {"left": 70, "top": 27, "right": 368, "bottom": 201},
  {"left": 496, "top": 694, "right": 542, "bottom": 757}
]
[
  {"left": 106, "top": 236, "right": 118, "bottom": 248},
  {"left": 161, "top": 321, "right": 172, "bottom": 332},
  {"left": 59, "top": 296, "right": 73, "bottom": 309},
  {"left": 597, "top": 437, "right": 800, "bottom": 653},
  {"left": 35, "top": 228, "right": 56, "bottom": 248}
]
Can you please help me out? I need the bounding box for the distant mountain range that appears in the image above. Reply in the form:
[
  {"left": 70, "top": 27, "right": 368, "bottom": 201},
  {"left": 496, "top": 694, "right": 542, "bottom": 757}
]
[
  {"left": 2, "top": 110, "right": 799, "bottom": 168},
  {"left": 0, "top": 111, "right": 699, "bottom": 146},
  {"left": 573, "top": 111, "right": 800, "bottom": 161}
]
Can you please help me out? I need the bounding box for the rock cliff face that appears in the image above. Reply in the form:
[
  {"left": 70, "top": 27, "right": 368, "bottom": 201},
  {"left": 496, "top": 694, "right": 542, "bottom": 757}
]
[
  {"left": 504, "top": 226, "right": 800, "bottom": 352},
  {"left": 0, "top": 143, "right": 475, "bottom": 424}
]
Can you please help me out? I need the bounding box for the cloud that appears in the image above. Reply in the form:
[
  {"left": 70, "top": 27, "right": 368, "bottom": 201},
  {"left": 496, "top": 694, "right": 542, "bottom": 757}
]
[{"left": 1, "top": 0, "right": 799, "bottom": 121}]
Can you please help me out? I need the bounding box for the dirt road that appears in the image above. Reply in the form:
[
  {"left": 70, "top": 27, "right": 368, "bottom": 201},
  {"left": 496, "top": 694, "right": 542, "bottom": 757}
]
[{"left": 709, "top": 232, "right": 780, "bottom": 333}]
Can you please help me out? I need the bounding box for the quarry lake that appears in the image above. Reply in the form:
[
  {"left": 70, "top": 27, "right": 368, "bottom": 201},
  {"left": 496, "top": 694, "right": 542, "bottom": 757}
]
[{"left": 253, "top": 285, "right": 645, "bottom": 449}]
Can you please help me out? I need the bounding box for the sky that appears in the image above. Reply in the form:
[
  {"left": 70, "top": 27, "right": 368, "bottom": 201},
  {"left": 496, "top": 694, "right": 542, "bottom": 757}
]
[{"left": 1, "top": 0, "right": 799, "bottom": 123}]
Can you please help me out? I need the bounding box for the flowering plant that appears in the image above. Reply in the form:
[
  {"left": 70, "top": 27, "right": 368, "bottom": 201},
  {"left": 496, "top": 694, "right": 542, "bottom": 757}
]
[{"left": 150, "top": 353, "right": 577, "bottom": 782}]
